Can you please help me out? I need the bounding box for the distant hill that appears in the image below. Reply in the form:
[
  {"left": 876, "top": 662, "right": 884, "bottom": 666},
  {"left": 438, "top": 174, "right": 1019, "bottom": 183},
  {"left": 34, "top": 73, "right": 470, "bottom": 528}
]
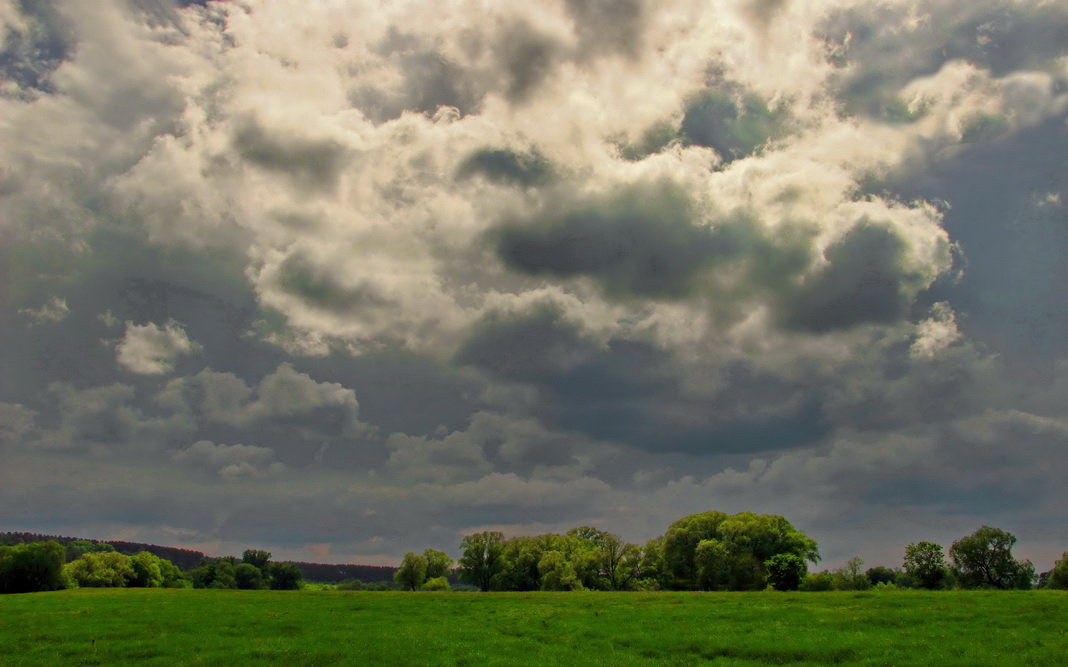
[
  {"left": 0, "top": 532, "right": 397, "bottom": 582},
  {"left": 1, "top": 532, "right": 207, "bottom": 570}
]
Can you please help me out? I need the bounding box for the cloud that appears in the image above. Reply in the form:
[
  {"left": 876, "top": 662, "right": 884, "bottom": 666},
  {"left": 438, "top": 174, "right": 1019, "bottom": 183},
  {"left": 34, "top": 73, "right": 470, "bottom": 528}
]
[
  {"left": 115, "top": 320, "right": 200, "bottom": 374},
  {"left": 173, "top": 439, "right": 285, "bottom": 479},
  {"left": 2, "top": 0, "right": 1068, "bottom": 567},
  {"left": 18, "top": 297, "right": 69, "bottom": 325}
]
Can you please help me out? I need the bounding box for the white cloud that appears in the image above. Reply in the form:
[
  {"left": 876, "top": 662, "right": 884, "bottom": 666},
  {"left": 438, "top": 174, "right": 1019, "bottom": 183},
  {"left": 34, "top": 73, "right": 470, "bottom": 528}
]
[{"left": 116, "top": 320, "right": 200, "bottom": 375}]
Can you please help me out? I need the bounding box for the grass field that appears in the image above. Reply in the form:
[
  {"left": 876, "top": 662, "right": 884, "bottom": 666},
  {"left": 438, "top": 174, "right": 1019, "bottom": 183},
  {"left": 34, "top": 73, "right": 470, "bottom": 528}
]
[{"left": 1, "top": 589, "right": 1065, "bottom": 665}]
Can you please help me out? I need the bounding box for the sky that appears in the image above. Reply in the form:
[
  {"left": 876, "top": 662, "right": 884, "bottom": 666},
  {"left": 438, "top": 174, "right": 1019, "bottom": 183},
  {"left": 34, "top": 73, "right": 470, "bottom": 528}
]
[{"left": 1, "top": 0, "right": 1067, "bottom": 570}]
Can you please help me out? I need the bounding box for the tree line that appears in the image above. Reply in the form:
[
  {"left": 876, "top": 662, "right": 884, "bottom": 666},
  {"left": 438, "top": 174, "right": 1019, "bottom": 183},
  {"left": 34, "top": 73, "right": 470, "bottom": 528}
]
[
  {"left": 4, "top": 513, "right": 1067, "bottom": 594},
  {"left": 0, "top": 540, "right": 304, "bottom": 594},
  {"left": 400, "top": 513, "right": 1067, "bottom": 593}
]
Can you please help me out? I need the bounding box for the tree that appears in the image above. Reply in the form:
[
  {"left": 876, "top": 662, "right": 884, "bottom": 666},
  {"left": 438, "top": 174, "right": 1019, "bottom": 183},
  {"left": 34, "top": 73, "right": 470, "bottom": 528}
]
[
  {"left": 242, "top": 550, "right": 271, "bottom": 571},
  {"left": 637, "top": 537, "right": 666, "bottom": 589},
  {"left": 538, "top": 551, "right": 583, "bottom": 591},
  {"left": 64, "top": 552, "right": 135, "bottom": 588},
  {"left": 598, "top": 534, "right": 641, "bottom": 591},
  {"left": 0, "top": 541, "right": 68, "bottom": 594},
  {"left": 394, "top": 552, "right": 428, "bottom": 591},
  {"left": 128, "top": 552, "right": 165, "bottom": 588},
  {"left": 903, "top": 541, "right": 948, "bottom": 590},
  {"left": 865, "top": 566, "right": 897, "bottom": 586},
  {"left": 663, "top": 511, "right": 729, "bottom": 588},
  {"left": 189, "top": 558, "right": 237, "bottom": 589},
  {"left": 234, "top": 563, "right": 265, "bottom": 590},
  {"left": 950, "top": 526, "right": 1032, "bottom": 590},
  {"left": 458, "top": 531, "right": 505, "bottom": 592},
  {"left": 832, "top": 557, "right": 870, "bottom": 591},
  {"left": 765, "top": 553, "right": 807, "bottom": 591},
  {"left": 268, "top": 562, "right": 303, "bottom": 590},
  {"left": 1047, "top": 552, "right": 1068, "bottom": 590},
  {"left": 661, "top": 511, "right": 819, "bottom": 590},
  {"left": 694, "top": 539, "right": 731, "bottom": 591},
  {"left": 422, "top": 549, "right": 452, "bottom": 580}
]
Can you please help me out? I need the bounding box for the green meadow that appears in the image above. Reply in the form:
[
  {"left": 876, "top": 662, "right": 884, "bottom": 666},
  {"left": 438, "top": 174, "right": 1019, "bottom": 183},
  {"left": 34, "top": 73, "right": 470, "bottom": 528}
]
[{"left": 2, "top": 589, "right": 1066, "bottom": 665}]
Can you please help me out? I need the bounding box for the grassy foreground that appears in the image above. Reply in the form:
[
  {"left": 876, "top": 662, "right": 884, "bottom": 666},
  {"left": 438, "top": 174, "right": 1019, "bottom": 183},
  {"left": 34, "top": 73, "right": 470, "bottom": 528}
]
[{"left": 1, "top": 589, "right": 1065, "bottom": 665}]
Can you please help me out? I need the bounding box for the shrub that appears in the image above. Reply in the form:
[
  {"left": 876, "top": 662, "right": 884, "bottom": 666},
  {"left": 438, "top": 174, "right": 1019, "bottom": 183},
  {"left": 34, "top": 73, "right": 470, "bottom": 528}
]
[
  {"left": 422, "top": 576, "right": 451, "bottom": 591},
  {"left": 799, "top": 571, "right": 834, "bottom": 591}
]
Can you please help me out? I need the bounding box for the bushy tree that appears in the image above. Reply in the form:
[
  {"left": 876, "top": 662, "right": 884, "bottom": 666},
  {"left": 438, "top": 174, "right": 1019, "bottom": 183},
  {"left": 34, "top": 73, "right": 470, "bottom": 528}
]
[
  {"left": 242, "top": 550, "right": 271, "bottom": 570},
  {"left": 189, "top": 558, "right": 237, "bottom": 589},
  {"left": 765, "top": 553, "right": 807, "bottom": 591},
  {"left": 694, "top": 539, "right": 731, "bottom": 591},
  {"left": 637, "top": 537, "right": 666, "bottom": 589},
  {"left": 950, "top": 527, "right": 1033, "bottom": 590},
  {"left": 567, "top": 528, "right": 641, "bottom": 591},
  {"left": 1047, "top": 552, "right": 1068, "bottom": 590},
  {"left": 394, "top": 552, "right": 428, "bottom": 591},
  {"left": 128, "top": 552, "right": 164, "bottom": 588},
  {"left": 662, "top": 511, "right": 819, "bottom": 590},
  {"left": 234, "top": 563, "right": 265, "bottom": 590},
  {"left": 538, "top": 550, "right": 584, "bottom": 591},
  {"left": 0, "top": 541, "right": 68, "bottom": 594},
  {"left": 903, "top": 541, "right": 949, "bottom": 590},
  {"left": 422, "top": 549, "right": 452, "bottom": 580},
  {"left": 865, "top": 566, "right": 897, "bottom": 586},
  {"left": 458, "top": 531, "right": 505, "bottom": 592},
  {"left": 64, "top": 552, "right": 135, "bottom": 588},
  {"left": 268, "top": 562, "right": 303, "bottom": 590}
]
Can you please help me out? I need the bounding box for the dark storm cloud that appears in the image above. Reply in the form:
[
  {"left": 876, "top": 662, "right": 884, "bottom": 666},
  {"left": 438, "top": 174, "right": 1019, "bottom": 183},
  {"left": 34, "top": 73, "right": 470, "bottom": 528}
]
[
  {"left": 455, "top": 307, "right": 601, "bottom": 383},
  {"left": 0, "top": 0, "right": 73, "bottom": 97},
  {"left": 457, "top": 148, "right": 553, "bottom": 187},
  {"left": 494, "top": 183, "right": 743, "bottom": 299},
  {"left": 350, "top": 44, "right": 484, "bottom": 122},
  {"left": 233, "top": 119, "right": 347, "bottom": 190},
  {"left": 879, "top": 111, "right": 1068, "bottom": 362},
  {"left": 495, "top": 20, "right": 562, "bottom": 104},
  {"left": 275, "top": 253, "right": 391, "bottom": 314},
  {"left": 564, "top": 0, "right": 645, "bottom": 59},
  {"left": 457, "top": 309, "right": 828, "bottom": 454},
  {"left": 783, "top": 222, "right": 933, "bottom": 333},
  {"left": 819, "top": 0, "right": 1068, "bottom": 119},
  {"left": 681, "top": 83, "right": 791, "bottom": 163}
]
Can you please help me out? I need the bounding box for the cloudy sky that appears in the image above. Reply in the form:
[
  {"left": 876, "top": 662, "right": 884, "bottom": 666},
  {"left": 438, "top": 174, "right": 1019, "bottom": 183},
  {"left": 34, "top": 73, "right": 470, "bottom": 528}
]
[{"left": 2, "top": 0, "right": 1067, "bottom": 569}]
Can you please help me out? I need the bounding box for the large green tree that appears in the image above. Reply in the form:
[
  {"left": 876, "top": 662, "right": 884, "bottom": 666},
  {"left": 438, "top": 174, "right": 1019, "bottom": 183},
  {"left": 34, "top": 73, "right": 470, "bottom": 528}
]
[
  {"left": 903, "top": 541, "right": 948, "bottom": 590},
  {"left": 1046, "top": 552, "right": 1068, "bottom": 590},
  {"left": 0, "top": 541, "right": 67, "bottom": 594},
  {"left": 950, "top": 526, "right": 1034, "bottom": 590},
  {"left": 234, "top": 563, "right": 265, "bottom": 590},
  {"left": 394, "top": 552, "right": 428, "bottom": 591},
  {"left": 268, "top": 562, "right": 303, "bottom": 590},
  {"left": 457, "top": 531, "right": 505, "bottom": 592},
  {"left": 242, "top": 550, "right": 271, "bottom": 570},
  {"left": 422, "top": 549, "right": 452, "bottom": 580},
  {"left": 765, "top": 553, "right": 807, "bottom": 591},
  {"left": 64, "top": 551, "right": 135, "bottom": 588},
  {"left": 662, "top": 511, "right": 818, "bottom": 590}
]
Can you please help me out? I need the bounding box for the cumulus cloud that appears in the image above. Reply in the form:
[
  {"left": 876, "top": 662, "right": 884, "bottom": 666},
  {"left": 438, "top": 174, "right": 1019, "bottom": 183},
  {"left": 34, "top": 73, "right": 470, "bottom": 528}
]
[
  {"left": 173, "top": 439, "right": 285, "bottom": 479},
  {"left": 2, "top": 0, "right": 1067, "bottom": 566},
  {"left": 115, "top": 320, "right": 200, "bottom": 374}
]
